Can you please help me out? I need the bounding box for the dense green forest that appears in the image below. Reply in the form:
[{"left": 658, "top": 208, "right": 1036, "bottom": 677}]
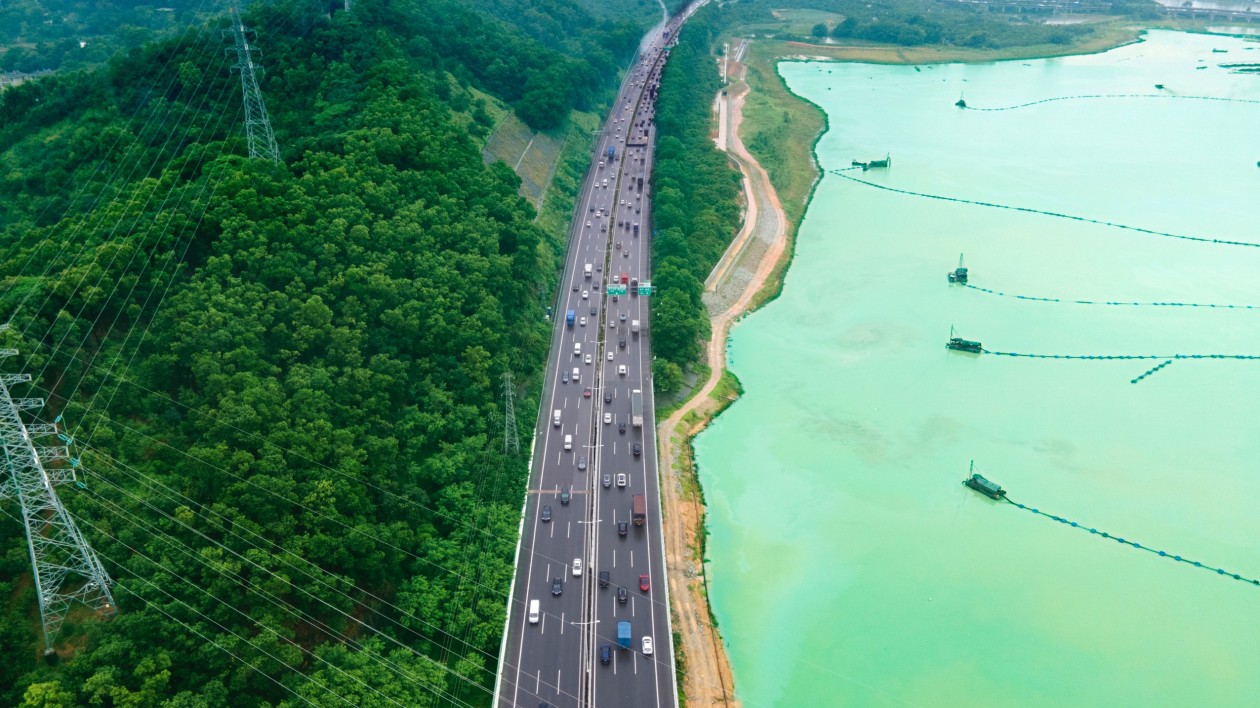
[
  {"left": 647, "top": 5, "right": 741, "bottom": 394},
  {"left": 718, "top": 0, "right": 1162, "bottom": 49},
  {"left": 0, "top": 0, "right": 640, "bottom": 704},
  {"left": 0, "top": 0, "right": 217, "bottom": 73}
]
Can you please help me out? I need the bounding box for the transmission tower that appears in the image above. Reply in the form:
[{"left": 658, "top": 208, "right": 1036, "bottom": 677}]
[
  {"left": 0, "top": 327, "right": 115, "bottom": 655},
  {"left": 224, "top": 3, "right": 281, "bottom": 163},
  {"left": 502, "top": 372, "right": 519, "bottom": 457}
]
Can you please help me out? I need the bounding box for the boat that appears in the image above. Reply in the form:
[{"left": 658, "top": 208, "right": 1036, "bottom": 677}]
[
  {"left": 1154, "top": 84, "right": 1165, "bottom": 89},
  {"left": 955, "top": 93, "right": 967, "bottom": 108},
  {"left": 947, "top": 253, "right": 968, "bottom": 284},
  {"left": 964, "top": 473, "right": 1006, "bottom": 499},
  {"left": 947, "top": 337, "right": 982, "bottom": 353}
]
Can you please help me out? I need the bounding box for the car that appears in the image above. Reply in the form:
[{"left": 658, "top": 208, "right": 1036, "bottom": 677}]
[
  {"left": 585, "top": 354, "right": 592, "bottom": 365},
  {"left": 560, "top": 486, "right": 571, "bottom": 505},
  {"left": 639, "top": 574, "right": 650, "bottom": 592},
  {"left": 607, "top": 351, "right": 615, "bottom": 360},
  {"left": 619, "top": 312, "right": 627, "bottom": 322},
  {"left": 617, "top": 586, "right": 628, "bottom": 603},
  {"left": 600, "top": 645, "right": 611, "bottom": 665},
  {"left": 608, "top": 318, "right": 616, "bottom": 329},
  {"left": 632, "top": 443, "right": 641, "bottom": 457},
  {"left": 618, "top": 365, "right": 627, "bottom": 376},
  {"left": 612, "top": 295, "right": 618, "bottom": 302},
  {"left": 604, "top": 390, "right": 612, "bottom": 403},
  {"left": 641, "top": 636, "right": 653, "bottom": 656},
  {"left": 541, "top": 505, "right": 552, "bottom": 522},
  {"left": 572, "top": 284, "right": 579, "bottom": 291},
  {"left": 578, "top": 456, "right": 587, "bottom": 471},
  {"left": 604, "top": 412, "right": 612, "bottom": 424},
  {"left": 602, "top": 474, "right": 611, "bottom": 488},
  {"left": 590, "top": 306, "right": 597, "bottom": 315},
  {"left": 586, "top": 221, "right": 591, "bottom": 228},
  {"left": 623, "top": 250, "right": 629, "bottom": 258},
  {"left": 619, "top": 422, "right": 626, "bottom": 434},
  {"left": 617, "top": 520, "right": 629, "bottom": 537},
  {"left": 582, "top": 290, "right": 589, "bottom": 299},
  {"left": 599, "top": 571, "right": 610, "bottom": 588},
  {"left": 561, "top": 371, "right": 569, "bottom": 384},
  {"left": 552, "top": 578, "right": 562, "bottom": 596},
  {"left": 583, "top": 387, "right": 592, "bottom": 398},
  {"left": 616, "top": 473, "right": 627, "bottom": 488},
  {"left": 618, "top": 337, "right": 626, "bottom": 349},
  {"left": 579, "top": 316, "right": 586, "bottom": 327},
  {"left": 572, "top": 558, "right": 582, "bottom": 577}
]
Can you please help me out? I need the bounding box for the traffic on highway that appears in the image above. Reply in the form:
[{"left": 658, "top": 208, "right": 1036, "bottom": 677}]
[{"left": 496, "top": 6, "right": 698, "bottom": 708}]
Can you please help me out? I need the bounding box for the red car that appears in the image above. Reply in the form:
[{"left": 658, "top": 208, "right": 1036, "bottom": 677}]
[
  {"left": 639, "top": 574, "right": 650, "bottom": 592},
  {"left": 583, "top": 387, "right": 592, "bottom": 398}
]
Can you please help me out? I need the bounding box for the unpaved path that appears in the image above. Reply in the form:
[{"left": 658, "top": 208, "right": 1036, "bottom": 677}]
[{"left": 658, "top": 40, "right": 790, "bottom": 707}]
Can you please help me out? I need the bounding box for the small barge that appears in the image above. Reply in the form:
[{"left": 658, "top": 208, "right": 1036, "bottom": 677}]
[
  {"left": 947, "top": 337, "right": 982, "bottom": 353},
  {"left": 852, "top": 153, "right": 891, "bottom": 171},
  {"left": 947, "top": 253, "right": 968, "bottom": 284},
  {"left": 964, "top": 473, "right": 1006, "bottom": 499}
]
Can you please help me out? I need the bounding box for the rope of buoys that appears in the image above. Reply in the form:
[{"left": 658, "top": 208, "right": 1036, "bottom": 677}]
[
  {"left": 983, "top": 350, "right": 1260, "bottom": 361},
  {"left": 1004, "top": 498, "right": 1260, "bottom": 588},
  {"left": 959, "top": 93, "right": 1260, "bottom": 112},
  {"left": 1131, "top": 359, "right": 1173, "bottom": 384},
  {"left": 828, "top": 170, "right": 1260, "bottom": 249},
  {"left": 962, "top": 283, "right": 1260, "bottom": 310}
]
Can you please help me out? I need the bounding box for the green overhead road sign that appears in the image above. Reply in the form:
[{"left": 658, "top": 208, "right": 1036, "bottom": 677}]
[
  {"left": 607, "top": 285, "right": 627, "bottom": 295},
  {"left": 637, "top": 282, "right": 653, "bottom": 296}
]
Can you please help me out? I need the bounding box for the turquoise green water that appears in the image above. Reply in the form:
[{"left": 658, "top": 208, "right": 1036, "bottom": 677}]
[{"left": 696, "top": 31, "right": 1260, "bottom": 707}]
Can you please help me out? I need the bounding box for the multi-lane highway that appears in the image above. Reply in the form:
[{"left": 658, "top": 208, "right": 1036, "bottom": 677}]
[{"left": 495, "top": 5, "right": 699, "bottom": 708}]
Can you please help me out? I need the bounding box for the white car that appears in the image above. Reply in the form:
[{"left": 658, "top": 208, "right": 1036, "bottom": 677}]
[
  {"left": 616, "top": 473, "right": 626, "bottom": 488},
  {"left": 582, "top": 291, "right": 589, "bottom": 300},
  {"left": 572, "top": 558, "right": 583, "bottom": 577},
  {"left": 585, "top": 354, "right": 593, "bottom": 365},
  {"left": 607, "top": 351, "right": 614, "bottom": 360},
  {"left": 618, "top": 365, "right": 627, "bottom": 376},
  {"left": 604, "top": 412, "right": 612, "bottom": 424},
  {"left": 641, "top": 636, "right": 653, "bottom": 656},
  {"left": 586, "top": 221, "right": 591, "bottom": 228},
  {"left": 579, "top": 316, "right": 587, "bottom": 327}
]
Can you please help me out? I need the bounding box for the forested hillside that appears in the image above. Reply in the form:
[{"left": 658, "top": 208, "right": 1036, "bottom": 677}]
[
  {"left": 648, "top": 6, "right": 742, "bottom": 393},
  {"left": 0, "top": 0, "right": 637, "bottom": 704}
]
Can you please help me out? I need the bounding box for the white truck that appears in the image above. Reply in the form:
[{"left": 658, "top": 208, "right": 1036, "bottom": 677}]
[
  {"left": 631, "top": 319, "right": 640, "bottom": 336},
  {"left": 584, "top": 263, "right": 592, "bottom": 279},
  {"left": 631, "top": 389, "right": 643, "bottom": 427}
]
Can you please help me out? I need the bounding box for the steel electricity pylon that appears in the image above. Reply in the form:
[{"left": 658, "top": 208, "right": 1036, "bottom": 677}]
[
  {"left": 503, "top": 372, "right": 519, "bottom": 457},
  {"left": 224, "top": 2, "right": 281, "bottom": 163},
  {"left": 0, "top": 326, "right": 115, "bottom": 655}
]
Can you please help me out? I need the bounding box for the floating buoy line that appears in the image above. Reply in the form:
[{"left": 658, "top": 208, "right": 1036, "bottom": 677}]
[
  {"left": 955, "top": 92, "right": 1260, "bottom": 112},
  {"left": 962, "top": 466, "right": 1260, "bottom": 588}
]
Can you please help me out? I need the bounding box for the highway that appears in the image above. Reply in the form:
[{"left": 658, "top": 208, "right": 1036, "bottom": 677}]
[{"left": 495, "top": 5, "right": 700, "bottom": 707}]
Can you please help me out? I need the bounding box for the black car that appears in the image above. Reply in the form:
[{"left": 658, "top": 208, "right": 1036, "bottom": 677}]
[
  {"left": 600, "top": 644, "right": 611, "bottom": 665},
  {"left": 590, "top": 306, "right": 597, "bottom": 316},
  {"left": 617, "top": 520, "right": 628, "bottom": 536},
  {"left": 572, "top": 284, "right": 579, "bottom": 291},
  {"left": 560, "top": 486, "right": 571, "bottom": 505},
  {"left": 541, "top": 505, "right": 552, "bottom": 522},
  {"left": 632, "top": 443, "right": 642, "bottom": 457},
  {"left": 604, "top": 390, "right": 612, "bottom": 404},
  {"left": 616, "top": 586, "right": 628, "bottom": 604},
  {"left": 619, "top": 422, "right": 626, "bottom": 434},
  {"left": 578, "top": 456, "right": 587, "bottom": 471},
  {"left": 552, "top": 578, "right": 563, "bottom": 596},
  {"left": 618, "top": 337, "right": 626, "bottom": 349},
  {"left": 599, "top": 570, "right": 610, "bottom": 588}
]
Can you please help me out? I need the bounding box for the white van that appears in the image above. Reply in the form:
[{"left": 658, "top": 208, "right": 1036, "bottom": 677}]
[
  {"left": 529, "top": 600, "right": 540, "bottom": 624},
  {"left": 553, "top": 409, "right": 562, "bottom": 427},
  {"left": 564, "top": 435, "right": 573, "bottom": 451},
  {"left": 574, "top": 343, "right": 581, "bottom": 357}
]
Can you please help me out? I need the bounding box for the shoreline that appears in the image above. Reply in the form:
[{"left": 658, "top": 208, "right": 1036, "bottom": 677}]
[{"left": 660, "top": 21, "right": 1231, "bottom": 706}]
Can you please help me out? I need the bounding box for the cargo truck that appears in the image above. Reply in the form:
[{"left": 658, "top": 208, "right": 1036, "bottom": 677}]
[
  {"left": 632, "top": 494, "right": 646, "bottom": 526},
  {"left": 617, "top": 621, "right": 632, "bottom": 649},
  {"left": 608, "top": 146, "right": 616, "bottom": 161},
  {"left": 584, "top": 263, "right": 592, "bottom": 279},
  {"left": 566, "top": 310, "right": 575, "bottom": 327},
  {"left": 631, "top": 320, "right": 640, "bottom": 336},
  {"left": 631, "top": 389, "right": 643, "bottom": 427}
]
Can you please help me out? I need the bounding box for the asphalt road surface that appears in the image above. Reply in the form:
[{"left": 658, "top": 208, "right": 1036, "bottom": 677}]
[{"left": 495, "top": 7, "right": 699, "bottom": 708}]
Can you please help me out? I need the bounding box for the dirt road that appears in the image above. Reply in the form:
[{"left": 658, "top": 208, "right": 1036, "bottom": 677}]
[{"left": 658, "top": 41, "right": 789, "bottom": 707}]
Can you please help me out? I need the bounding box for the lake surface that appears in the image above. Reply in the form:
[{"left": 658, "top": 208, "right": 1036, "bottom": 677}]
[{"left": 696, "top": 30, "right": 1260, "bottom": 707}]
